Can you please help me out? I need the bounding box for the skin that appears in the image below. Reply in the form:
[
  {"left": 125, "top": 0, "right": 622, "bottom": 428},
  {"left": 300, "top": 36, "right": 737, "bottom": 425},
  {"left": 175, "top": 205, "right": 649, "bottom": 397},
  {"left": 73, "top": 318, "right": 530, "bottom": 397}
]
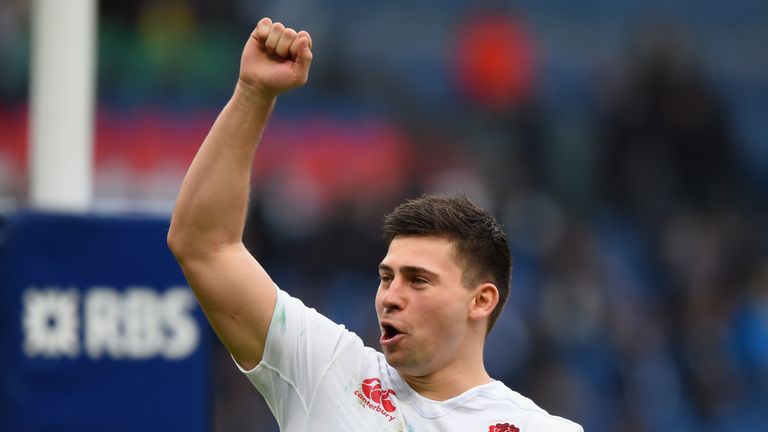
[
  {"left": 168, "top": 17, "right": 500, "bottom": 401},
  {"left": 168, "top": 17, "right": 312, "bottom": 370},
  {"left": 377, "top": 235, "right": 500, "bottom": 400}
]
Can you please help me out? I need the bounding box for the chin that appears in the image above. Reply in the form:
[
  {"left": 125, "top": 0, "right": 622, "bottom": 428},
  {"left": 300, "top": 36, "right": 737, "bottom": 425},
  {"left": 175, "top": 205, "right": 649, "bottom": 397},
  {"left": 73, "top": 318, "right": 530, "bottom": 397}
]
[
  {"left": 381, "top": 347, "right": 399, "bottom": 363},
  {"left": 382, "top": 350, "right": 427, "bottom": 376},
  {"left": 382, "top": 348, "right": 407, "bottom": 369}
]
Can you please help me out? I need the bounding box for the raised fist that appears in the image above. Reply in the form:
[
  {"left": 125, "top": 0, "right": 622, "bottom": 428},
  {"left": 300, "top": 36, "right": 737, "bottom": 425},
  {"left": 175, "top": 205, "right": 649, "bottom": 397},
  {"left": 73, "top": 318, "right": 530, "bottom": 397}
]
[{"left": 238, "top": 17, "right": 313, "bottom": 98}]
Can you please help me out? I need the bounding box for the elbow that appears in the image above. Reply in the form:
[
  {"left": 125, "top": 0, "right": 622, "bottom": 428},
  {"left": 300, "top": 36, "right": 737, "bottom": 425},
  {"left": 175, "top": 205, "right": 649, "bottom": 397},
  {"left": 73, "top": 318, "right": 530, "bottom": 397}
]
[
  {"left": 166, "top": 221, "right": 240, "bottom": 260},
  {"left": 166, "top": 224, "right": 185, "bottom": 259},
  {"left": 166, "top": 218, "right": 196, "bottom": 260}
]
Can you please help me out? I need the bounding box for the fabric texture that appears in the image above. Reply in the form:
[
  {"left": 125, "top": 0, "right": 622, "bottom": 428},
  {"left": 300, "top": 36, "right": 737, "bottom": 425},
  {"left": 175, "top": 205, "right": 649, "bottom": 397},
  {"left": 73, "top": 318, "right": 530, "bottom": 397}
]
[{"left": 236, "top": 288, "right": 583, "bottom": 431}]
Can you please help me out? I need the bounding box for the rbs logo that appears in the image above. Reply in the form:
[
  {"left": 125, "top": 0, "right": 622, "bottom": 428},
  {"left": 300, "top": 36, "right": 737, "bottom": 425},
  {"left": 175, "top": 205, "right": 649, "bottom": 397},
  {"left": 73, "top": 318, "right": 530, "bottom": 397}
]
[{"left": 22, "top": 286, "right": 200, "bottom": 360}]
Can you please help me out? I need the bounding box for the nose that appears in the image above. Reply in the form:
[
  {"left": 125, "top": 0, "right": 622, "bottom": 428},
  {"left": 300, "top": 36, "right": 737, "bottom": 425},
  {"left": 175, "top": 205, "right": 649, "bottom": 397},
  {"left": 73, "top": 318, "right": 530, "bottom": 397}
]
[{"left": 379, "top": 277, "right": 406, "bottom": 313}]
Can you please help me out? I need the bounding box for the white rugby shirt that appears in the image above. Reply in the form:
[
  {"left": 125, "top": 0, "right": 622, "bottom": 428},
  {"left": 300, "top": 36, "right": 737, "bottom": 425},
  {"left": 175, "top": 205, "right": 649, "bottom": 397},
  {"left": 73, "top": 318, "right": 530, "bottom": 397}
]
[{"left": 236, "top": 288, "right": 584, "bottom": 432}]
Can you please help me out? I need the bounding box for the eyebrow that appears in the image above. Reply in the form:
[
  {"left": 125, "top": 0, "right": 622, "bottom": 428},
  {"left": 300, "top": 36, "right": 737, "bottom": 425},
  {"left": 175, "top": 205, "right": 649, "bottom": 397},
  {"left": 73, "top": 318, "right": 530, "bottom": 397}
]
[{"left": 378, "top": 264, "right": 440, "bottom": 280}]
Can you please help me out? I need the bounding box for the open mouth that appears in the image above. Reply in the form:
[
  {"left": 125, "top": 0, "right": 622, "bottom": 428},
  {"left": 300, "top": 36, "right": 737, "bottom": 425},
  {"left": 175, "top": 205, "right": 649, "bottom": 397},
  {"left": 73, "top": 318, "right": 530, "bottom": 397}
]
[
  {"left": 380, "top": 323, "right": 405, "bottom": 345},
  {"left": 382, "top": 324, "right": 400, "bottom": 340}
]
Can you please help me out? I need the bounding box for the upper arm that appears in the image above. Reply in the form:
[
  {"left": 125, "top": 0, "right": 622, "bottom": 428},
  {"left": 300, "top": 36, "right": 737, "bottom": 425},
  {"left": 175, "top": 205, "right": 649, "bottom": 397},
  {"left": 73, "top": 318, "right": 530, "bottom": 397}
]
[{"left": 175, "top": 242, "right": 276, "bottom": 370}]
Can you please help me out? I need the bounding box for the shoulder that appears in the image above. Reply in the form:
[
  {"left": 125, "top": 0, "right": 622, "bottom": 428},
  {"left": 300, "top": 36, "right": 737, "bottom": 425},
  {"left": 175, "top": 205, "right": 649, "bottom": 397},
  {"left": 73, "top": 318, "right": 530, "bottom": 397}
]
[
  {"left": 261, "top": 288, "right": 369, "bottom": 363},
  {"left": 483, "top": 382, "right": 583, "bottom": 432}
]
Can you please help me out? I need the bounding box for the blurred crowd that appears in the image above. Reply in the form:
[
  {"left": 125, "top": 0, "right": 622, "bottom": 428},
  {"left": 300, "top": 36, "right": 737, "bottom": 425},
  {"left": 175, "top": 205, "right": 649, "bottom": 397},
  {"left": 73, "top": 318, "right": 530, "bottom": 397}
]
[{"left": 1, "top": 1, "right": 767, "bottom": 432}]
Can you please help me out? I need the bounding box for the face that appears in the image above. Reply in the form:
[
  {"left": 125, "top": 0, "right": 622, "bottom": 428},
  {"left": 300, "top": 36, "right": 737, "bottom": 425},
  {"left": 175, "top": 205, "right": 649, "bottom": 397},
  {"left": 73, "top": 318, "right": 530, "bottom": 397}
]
[{"left": 376, "top": 235, "right": 475, "bottom": 376}]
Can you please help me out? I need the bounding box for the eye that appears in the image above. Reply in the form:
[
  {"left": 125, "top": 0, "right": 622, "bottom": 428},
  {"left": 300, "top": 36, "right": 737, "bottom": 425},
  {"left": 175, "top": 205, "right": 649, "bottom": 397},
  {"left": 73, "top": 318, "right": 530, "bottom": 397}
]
[
  {"left": 378, "top": 274, "right": 393, "bottom": 283},
  {"left": 411, "top": 276, "right": 429, "bottom": 286}
]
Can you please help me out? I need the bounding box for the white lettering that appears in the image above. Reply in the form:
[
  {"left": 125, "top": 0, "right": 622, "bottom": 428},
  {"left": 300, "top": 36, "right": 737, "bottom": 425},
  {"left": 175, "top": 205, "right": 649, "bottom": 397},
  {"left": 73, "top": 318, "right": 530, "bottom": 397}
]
[
  {"left": 123, "top": 287, "right": 163, "bottom": 359},
  {"left": 22, "top": 287, "right": 80, "bottom": 358},
  {"left": 22, "top": 286, "right": 201, "bottom": 361},
  {"left": 160, "top": 287, "right": 199, "bottom": 359},
  {"left": 85, "top": 288, "right": 122, "bottom": 359}
]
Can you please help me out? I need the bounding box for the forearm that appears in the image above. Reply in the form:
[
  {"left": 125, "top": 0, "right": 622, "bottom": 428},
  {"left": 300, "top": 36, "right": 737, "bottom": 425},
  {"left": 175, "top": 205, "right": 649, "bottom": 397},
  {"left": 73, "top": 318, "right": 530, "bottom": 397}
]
[
  {"left": 168, "top": 82, "right": 276, "bottom": 257},
  {"left": 165, "top": 18, "right": 312, "bottom": 369}
]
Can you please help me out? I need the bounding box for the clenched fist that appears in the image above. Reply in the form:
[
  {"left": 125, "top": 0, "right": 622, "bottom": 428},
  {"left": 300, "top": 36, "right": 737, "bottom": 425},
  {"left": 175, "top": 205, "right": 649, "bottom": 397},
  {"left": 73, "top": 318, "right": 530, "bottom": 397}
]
[{"left": 238, "top": 17, "right": 313, "bottom": 98}]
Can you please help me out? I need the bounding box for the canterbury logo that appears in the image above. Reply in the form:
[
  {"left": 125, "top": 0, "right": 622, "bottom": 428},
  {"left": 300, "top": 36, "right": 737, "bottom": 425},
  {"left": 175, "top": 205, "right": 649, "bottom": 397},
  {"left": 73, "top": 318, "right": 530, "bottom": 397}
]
[{"left": 353, "top": 377, "right": 397, "bottom": 422}]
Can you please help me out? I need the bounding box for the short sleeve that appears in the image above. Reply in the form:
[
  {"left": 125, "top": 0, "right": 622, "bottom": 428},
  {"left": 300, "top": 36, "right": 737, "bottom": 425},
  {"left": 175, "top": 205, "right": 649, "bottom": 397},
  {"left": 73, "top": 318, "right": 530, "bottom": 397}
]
[{"left": 234, "top": 287, "right": 357, "bottom": 428}]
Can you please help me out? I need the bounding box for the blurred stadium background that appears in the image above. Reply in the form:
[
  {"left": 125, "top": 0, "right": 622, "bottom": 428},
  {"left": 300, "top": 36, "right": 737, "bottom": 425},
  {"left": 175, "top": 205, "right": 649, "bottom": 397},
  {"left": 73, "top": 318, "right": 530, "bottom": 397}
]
[{"left": 1, "top": 0, "right": 767, "bottom": 431}]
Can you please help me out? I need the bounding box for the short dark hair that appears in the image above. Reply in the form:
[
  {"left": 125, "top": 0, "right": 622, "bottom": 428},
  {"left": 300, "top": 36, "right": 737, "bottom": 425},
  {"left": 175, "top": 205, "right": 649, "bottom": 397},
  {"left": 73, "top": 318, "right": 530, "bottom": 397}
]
[{"left": 382, "top": 193, "right": 512, "bottom": 333}]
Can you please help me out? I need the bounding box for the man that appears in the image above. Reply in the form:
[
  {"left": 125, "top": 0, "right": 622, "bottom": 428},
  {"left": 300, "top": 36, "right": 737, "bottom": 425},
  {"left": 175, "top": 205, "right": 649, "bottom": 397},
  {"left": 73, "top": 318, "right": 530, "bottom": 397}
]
[{"left": 168, "top": 17, "right": 583, "bottom": 431}]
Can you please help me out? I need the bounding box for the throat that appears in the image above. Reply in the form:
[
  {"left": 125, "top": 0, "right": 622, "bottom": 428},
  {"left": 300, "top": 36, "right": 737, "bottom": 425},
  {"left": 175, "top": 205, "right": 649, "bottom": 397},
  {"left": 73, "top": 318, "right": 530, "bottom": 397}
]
[{"left": 399, "top": 368, "right": 493, "bottom": 401}]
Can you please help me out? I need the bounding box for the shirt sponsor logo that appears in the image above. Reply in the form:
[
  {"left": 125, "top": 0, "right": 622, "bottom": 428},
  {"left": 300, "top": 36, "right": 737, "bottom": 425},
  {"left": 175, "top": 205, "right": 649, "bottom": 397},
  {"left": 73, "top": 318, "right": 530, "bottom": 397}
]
[
  {"left": 488, "top": 423, "right": 520, "bottom": 432},
  {"left": 353, "top": 377, "right": 397, "bottom": 422}
]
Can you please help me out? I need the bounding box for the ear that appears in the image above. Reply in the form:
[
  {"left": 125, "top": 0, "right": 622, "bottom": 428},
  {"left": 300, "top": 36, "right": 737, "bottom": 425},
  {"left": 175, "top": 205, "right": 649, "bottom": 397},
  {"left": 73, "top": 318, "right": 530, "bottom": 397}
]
[{"left": 468, "top": 283, "right": 499, "bottom": 323}]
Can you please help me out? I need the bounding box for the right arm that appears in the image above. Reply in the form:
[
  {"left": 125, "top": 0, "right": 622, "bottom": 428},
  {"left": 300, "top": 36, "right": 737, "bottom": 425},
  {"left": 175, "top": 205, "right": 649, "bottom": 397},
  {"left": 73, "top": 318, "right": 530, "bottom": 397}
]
[{"left": 167, "top": 18, "right": 313, "bottom": 370}]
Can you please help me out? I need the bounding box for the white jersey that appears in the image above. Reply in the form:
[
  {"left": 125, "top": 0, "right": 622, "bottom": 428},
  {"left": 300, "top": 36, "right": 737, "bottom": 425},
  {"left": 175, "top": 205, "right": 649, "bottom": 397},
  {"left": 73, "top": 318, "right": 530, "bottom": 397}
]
[{"left": 237, "top": 288, "right": 583, "bottom": 432}]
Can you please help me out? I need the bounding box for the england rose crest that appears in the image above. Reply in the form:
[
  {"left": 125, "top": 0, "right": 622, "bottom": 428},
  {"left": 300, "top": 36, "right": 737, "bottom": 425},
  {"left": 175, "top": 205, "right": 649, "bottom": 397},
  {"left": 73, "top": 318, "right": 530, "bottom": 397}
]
[{"left": 488, "top": 423, "right": 520, "bottom": 432}]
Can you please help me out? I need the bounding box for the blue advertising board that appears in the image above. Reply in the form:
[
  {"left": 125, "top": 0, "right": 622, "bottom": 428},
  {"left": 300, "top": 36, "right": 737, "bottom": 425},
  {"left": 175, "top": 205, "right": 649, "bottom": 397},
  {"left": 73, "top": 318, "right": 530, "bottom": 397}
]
[{"left": 0, "top": 211, "right": 211, "bottom": 431}]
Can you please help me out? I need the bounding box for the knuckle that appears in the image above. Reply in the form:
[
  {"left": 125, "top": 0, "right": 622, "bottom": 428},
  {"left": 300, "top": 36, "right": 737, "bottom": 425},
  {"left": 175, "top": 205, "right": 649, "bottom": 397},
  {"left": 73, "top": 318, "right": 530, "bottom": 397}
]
[{"left": 257, "top": 19, "right": 271, "bottom": 31}]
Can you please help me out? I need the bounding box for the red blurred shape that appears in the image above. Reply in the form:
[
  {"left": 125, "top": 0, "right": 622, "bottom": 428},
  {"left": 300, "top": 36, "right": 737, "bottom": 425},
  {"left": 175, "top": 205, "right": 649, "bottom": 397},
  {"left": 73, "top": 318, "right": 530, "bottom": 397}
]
[{"left": 454, "top": 14, "right": 535, "bottom": 109}]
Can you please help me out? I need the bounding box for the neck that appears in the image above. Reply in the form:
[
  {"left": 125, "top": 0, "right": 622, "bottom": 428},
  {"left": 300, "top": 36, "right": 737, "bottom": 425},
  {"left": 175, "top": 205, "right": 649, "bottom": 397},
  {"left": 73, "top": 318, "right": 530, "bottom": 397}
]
[{"left": 400, "top": 350, "right": 492, "bottom": 401}]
